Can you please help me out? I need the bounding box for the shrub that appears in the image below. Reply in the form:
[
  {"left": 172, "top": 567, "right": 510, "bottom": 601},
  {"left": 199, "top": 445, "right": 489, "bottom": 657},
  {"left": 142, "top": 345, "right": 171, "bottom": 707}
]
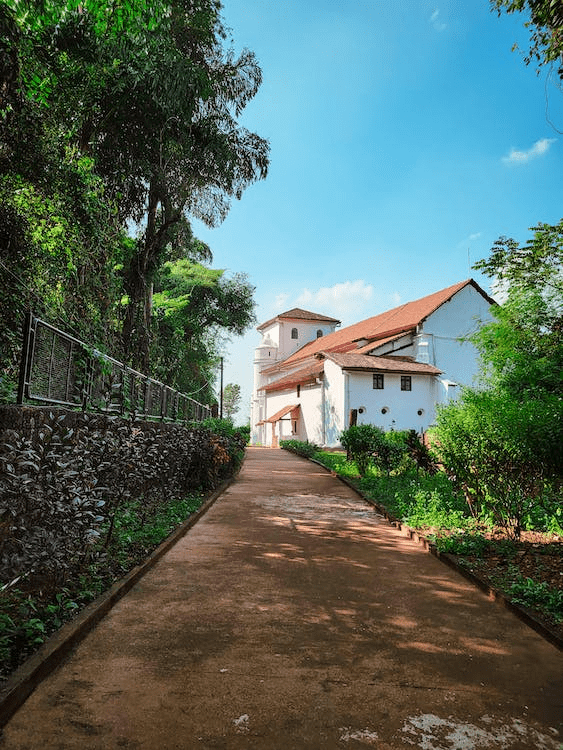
[
  {"left": 280, "top": 439, "right": 320, "bottom": 459},
  {"left": 432, "top": 389, "right": 563, "bottom": 539},
  {"left": 340, "top": 424, "right": 385, "bottom": 476}
]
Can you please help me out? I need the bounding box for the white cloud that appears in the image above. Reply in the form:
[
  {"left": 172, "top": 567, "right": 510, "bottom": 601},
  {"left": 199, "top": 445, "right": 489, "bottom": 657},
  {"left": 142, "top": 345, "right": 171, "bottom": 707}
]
[
  {"left": 502, "top": 138, "right": 557, "bottom": 165},
  {"left": 295, "top": 279, "right": 374, "bottom": 324},
  {"left": 456, "top": 231, "right": 482, "bottom": 249},
  {"left": 430, "top": 8, "right": 446, "bottom": 32},
  {"left": 273, "top": 292, "right": 289, "bottom": 310}
]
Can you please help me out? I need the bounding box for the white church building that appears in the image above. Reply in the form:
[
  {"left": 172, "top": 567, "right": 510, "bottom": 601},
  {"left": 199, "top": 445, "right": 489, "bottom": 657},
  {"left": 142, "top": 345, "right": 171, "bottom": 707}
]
[{"left": 250, "top": 279, "right": 495, "bottom": 448}]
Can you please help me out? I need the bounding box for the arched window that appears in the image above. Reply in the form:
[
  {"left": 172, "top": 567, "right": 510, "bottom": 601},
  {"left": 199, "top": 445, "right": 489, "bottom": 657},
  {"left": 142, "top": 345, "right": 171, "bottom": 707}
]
[
  {"left": 316, "top": 329, "right": 323, "bottom": 338},
  {"left": 291, "top": 327, "right": 298, "bottom": 339}
]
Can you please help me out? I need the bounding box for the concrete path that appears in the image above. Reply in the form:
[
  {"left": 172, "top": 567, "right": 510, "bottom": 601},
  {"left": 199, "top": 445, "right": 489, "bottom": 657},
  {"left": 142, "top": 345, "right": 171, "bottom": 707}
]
[{"left": 1, "top": 448, "right": 562, "bottom": 749}]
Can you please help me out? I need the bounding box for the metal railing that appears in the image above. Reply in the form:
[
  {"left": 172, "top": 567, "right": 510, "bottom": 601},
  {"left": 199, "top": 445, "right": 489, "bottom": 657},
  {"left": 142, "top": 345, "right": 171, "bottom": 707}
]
[{"left": 17, "top": 313, "right": 212, "bottom": 422}]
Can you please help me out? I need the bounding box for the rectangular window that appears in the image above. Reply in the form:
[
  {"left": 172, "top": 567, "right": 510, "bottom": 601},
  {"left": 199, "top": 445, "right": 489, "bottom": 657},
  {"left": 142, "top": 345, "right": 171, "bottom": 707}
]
[
  {"left": 297, "top": 384, "right": 301, "bottom": 397},
  {"left": 401, "top": 376, "right": 412, "bottom": 391},
  {"left": 373, "top": 373, "right": 384, "bottom": 390}
]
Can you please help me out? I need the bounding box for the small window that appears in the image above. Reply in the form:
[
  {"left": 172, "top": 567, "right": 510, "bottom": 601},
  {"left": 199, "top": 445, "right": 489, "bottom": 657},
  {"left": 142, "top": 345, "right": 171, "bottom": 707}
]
[
  {"left": 292, "top": 420, "right": 298, "bottom": 434},
  {"left": 291, "top": 327, "right": 298, "bottom": 339},
  {"left": 297, "top": 384, "right": 301, "bottom": 397},
  {"left": 316, "top": 329, "right": 323, "bottom": 338},
  {"left": 401, "top": 376, "right": 412, "bottom": 391},
  {"left": 373, "top": 373, "right": 384, "bottom": 390}
]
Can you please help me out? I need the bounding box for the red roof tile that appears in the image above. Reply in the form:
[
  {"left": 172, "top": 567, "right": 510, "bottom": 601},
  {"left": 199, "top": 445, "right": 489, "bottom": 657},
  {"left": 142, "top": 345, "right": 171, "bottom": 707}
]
[
  {"left": 258, "top": 308, "right": 341, "bottom": 331},
  {"left": 260, "top": 362, "right": 325, "bottom": 393},
  {"left": 323, "top": 352, "right": 442, "bottom": 375},
  {"left": 281, "top": 279, "right": 492, "bottom": 365},
  {"left": 266, "top": 404, "right": 301, "bottom": 422}
]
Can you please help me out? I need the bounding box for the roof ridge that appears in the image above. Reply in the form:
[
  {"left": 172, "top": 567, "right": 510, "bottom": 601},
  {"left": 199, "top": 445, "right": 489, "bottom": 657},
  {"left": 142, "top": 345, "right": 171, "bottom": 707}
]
[{"left": 278, "top": 279, "right": 489, "bottom": 365}]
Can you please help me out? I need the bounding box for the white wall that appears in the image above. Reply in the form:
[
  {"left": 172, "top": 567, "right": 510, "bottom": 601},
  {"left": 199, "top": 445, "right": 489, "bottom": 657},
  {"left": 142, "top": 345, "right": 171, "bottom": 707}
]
[
  {"left": 278, "top": 320, "right": 337, "bottom": 359},
  {"left": 422, "top": 284, "right": 494, "bottom": 390},
  {"left": 259, "top": 383, "right": 323, "bottom": 446},
  {"left": 322, "top": 360, "right": 347, "bottom": 446},
  {"left": 347, "top": 371, "right": 438, "bottom": 435}
]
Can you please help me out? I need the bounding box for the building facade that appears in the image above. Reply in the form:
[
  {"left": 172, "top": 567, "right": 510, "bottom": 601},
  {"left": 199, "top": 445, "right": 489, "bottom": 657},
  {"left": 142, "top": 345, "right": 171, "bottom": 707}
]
[{"left": 250, "top": 280, "right": 495, "bottom": 447}]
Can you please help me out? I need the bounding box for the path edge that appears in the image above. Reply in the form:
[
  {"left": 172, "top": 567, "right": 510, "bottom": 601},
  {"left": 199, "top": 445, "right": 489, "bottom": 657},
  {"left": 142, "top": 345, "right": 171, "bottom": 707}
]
[
  {"left": 310, "top": 457, "right": 563, "bottom": 653},
  {"left": 0, "top": 476, "right": 235, "bottom": 728}
]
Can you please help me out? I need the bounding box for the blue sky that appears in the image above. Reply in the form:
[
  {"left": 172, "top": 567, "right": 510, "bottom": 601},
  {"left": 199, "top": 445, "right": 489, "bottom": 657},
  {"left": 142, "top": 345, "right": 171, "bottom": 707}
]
[{"left": 192, "top": 0, "right": 563, "bottom": 421}]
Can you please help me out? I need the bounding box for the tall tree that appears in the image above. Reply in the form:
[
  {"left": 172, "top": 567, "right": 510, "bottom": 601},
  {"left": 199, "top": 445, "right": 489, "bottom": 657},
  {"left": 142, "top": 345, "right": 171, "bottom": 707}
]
[
  {"left": 222, "top": 383, "right": 241, "bottom": 420},
  {"left": 3, "top": 0, "right": 267, "bottom": 392},
  {"left": 151, "top": 260, "right": 255, "bottom": 400},
  {"left": 473, "top": 220, "right": 563, "bottom": 396},
  {"left": 10, "top": 0, "right": 269, "bottom": 367},
  {"left": 432, "top": 221, "right": 563, "bottom": 537}
]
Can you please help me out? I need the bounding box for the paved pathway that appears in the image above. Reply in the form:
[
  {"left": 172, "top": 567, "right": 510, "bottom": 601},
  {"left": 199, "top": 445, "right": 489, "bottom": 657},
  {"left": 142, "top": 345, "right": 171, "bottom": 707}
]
[{"left": 1, "top": 448, "right": 562, "bottom": 749}]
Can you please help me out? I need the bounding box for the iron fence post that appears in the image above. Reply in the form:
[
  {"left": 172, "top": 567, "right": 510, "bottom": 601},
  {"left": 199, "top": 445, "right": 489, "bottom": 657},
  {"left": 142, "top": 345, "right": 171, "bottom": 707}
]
[{"left": 16, "top": 311, "right": 33, "bottom": 405}]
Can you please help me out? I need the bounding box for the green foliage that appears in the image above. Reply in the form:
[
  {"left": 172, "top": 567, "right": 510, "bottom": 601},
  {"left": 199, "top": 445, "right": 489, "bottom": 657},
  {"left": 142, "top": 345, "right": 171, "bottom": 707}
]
[
  {"left": 339, "top": 426, "right": 425, "bottom": 477},
  {"left": 433, "top": 533, "right": 492, "bottom": 556},
  {"left": 473, "top": 223, "right": 563, "bottom": 398},
  {"left": 237, "top": 424, "right": 251, "bottom": 443},
  {"left": 506, "top": 573, "right": 563, "bottom": 623},
  {"left": 151, "top": 262, "right": 256, "bottom": 399},
  {"left": 222, "top": 383, "right": 241, "bottom": 420},
  {"left": 340, "top": 424, "right": 385, "bottom": 476},
  {"left": 311, "top": 451, "right": 359, "bottom": 478},
  {"left": 432, "top": 221, "right": 563, "bottom": 540},
  {"left": 432, "top": 389, "right": 562, "bottom": 539},
  {"left": 1, "top": 0, "right": 266, "bottom": 397},
  {"left": 280, "top": 439, "right": 321, "bottom": 459},
  {"left": 491, "top": 0, "right": 563, "bottom": 77},
  {"left": 359, "top": 470, "right": 475, "bottom": 531}
]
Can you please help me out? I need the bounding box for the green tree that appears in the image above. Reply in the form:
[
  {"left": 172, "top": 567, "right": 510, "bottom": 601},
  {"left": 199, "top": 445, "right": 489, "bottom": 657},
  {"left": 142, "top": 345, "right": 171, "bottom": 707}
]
[
  {"left": 1, "top": 0, "right": 266, "bottom": 396},
  {"left": 432, "top": 221, "right": 563, "bottom": 538},
  {"left": 340, "top": 424, "right": 385, "bottom": 477},
  {"left": 151, "top": 260, "right": 255, "bottom": 399},
  {"left": 473, "top": 221, "right": 563, "bottom": 397},
  {"left": 8, "top": 0, "right": 269, "bottom": 367},
  {"left": 491, "top": 0, "right": 563, "bottom": 78},
  {"left": 222, "top": 383, "right": 241, "bottom": 420}
]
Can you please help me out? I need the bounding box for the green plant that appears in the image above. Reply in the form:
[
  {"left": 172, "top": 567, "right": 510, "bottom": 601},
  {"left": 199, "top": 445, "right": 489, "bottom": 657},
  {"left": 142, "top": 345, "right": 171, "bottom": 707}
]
[
  {"left": 280, "top": 439, "right": 320, "bottom": 459},
  {"left": 0, "top": 376, "right": 16, "bottom": 405},
  {"left": 340, "top": 424, "right": 386, "bottom": 477},
  {"left": 404, "top": 487, "right": 472, "bottom": 530},
  {"left": 314, "top": 451, "right": 359, "bottom": 478},
  {"left": 507, "top": 574, "right": 563, "bottom": 623},
  {"left": 433, "top": 533, "right": 490, "bottom": 556}
]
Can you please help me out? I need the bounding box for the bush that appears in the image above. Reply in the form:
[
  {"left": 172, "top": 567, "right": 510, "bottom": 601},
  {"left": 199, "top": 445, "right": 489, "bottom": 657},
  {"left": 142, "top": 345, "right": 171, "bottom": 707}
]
[
  {"left": 431, "top": 389, "right": 563, "bottom": 539},
  {"left": 340, "top": 424, "right": 385, "bottom": 476},
  {"left": 280, "top": 439, "right": 320, "bottom": 459},
  {"left": 358, "top": 470, "right": 472, "bottom": 530}
]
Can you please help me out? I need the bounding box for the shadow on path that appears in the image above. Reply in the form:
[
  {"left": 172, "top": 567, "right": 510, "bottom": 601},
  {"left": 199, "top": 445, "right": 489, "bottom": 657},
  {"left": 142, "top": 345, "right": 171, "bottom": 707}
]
[{"left": 2, "top": 448, "right": 562, "bottom": 749}]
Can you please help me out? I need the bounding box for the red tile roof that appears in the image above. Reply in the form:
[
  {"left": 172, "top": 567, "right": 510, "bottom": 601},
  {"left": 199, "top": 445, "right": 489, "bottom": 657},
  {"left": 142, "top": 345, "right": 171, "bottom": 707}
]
[
  {"left": 281, "top": 279, "right": 493, "bottom": 365},
  {"left": 258, "top": 307, "right": 341, "bottom": 331},
  {"left": 266, "top": 404, "right": 300, "bottom": 422},
  {"left": 323, "top": 352, "right": 442, "bottom": 375},
  {"left": 260, "top": 361, "right": 325, "bottom": 393}
]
